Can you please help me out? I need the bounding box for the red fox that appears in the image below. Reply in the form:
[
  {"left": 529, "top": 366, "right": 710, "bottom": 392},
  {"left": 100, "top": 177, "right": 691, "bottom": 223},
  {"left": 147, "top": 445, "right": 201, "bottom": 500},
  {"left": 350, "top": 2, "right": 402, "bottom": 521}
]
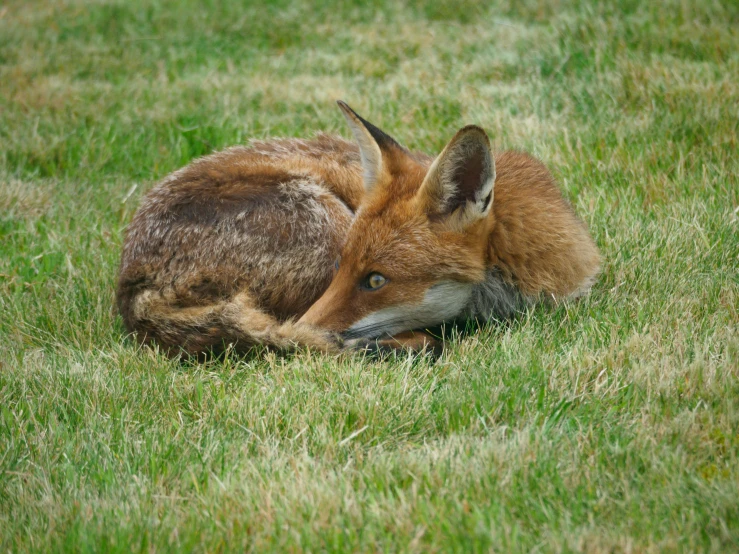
[{"left": 116, "top": 101, "right": 600, "bottom": 357}]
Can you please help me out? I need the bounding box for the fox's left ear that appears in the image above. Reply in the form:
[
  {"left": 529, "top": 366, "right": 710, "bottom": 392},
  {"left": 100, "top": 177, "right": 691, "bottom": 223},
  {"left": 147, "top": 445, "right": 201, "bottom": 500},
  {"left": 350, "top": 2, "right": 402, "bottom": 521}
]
[
  {"left": 416, "top": 125, "right": 495, "bottom": 230},
  {"left": 337, "top": 100, "right": 404, "bottom": 195}
]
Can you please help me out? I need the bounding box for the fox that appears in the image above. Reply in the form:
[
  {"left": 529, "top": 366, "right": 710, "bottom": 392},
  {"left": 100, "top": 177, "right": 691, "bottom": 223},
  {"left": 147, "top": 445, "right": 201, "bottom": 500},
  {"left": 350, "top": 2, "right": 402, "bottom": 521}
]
[{"left": 116, "top": 101, "right": 601, "bottom": 358}]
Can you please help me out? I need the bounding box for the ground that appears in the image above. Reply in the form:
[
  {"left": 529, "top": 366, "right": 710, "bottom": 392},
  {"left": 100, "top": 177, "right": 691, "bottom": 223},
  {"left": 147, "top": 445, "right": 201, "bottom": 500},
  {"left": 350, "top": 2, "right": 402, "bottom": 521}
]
[{"left": 1, "top": 0, "right": 738, "bottom": 552}]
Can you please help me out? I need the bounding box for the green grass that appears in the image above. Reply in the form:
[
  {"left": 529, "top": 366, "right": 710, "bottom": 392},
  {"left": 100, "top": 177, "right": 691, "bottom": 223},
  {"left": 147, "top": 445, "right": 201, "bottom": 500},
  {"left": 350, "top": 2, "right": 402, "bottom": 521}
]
[{"left": 1, "top": 0, "right": 738, "bottom": 551}]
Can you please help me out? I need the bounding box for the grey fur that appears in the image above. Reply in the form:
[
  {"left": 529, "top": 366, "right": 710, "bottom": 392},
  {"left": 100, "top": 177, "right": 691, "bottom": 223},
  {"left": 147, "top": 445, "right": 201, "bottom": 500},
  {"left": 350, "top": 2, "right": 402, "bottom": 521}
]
[{"left": 465, "top": 269, "right": 531, "bottom": 321}]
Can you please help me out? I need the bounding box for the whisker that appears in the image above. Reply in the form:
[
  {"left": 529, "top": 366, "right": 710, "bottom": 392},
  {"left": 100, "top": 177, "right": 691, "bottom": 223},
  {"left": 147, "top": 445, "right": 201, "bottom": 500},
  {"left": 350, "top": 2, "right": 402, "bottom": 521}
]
[{"left": 342, "top": 315, "right": 426, "bottom": 339}]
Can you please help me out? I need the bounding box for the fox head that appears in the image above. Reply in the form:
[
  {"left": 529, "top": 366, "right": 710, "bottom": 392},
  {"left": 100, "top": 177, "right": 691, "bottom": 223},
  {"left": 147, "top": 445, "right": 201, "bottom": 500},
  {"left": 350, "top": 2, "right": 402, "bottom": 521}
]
[{"left": 299, "top": 101, "right": 496, "bottom": 339}]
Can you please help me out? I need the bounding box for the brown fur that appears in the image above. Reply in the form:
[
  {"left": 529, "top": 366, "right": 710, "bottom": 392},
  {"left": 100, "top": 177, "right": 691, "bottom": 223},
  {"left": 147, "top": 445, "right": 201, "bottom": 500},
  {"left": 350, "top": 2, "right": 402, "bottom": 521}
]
[
  {"left": 117, "top": 134, "right": 364, "bottom": 357},
  {"left": 117, "top": 103, "right": 600, "bottom": 357},
  {"left": 485, "top": 151, "right": 598, "bottom": 296}
]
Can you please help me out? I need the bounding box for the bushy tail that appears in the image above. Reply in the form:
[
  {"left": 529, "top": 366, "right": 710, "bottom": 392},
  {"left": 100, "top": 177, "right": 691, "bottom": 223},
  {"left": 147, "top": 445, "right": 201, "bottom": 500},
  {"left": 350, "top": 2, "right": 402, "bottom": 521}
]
[{"left": 119, "top": 289, "right": 341, "bottom": 358}]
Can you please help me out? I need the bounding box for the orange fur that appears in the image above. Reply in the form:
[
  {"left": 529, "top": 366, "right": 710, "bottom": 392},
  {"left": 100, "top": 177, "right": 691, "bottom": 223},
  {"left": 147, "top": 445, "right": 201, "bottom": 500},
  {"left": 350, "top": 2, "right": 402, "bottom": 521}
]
[
  {"left": 117, "top": 102, "right": 600, "bottom": 357},
  {"left": 299, "top": 107, "right": 600, "bottom": 345}
]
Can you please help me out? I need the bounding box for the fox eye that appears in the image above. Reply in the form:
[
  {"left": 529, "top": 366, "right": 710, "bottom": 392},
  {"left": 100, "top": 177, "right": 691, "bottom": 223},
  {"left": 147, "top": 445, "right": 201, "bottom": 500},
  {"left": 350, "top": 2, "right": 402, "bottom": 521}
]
[
  {"left": 334, "top": 259, "right": 340, "bottom": 271},
  {"left": 361, "top": 272, "right": 387, "bottom": 291}
]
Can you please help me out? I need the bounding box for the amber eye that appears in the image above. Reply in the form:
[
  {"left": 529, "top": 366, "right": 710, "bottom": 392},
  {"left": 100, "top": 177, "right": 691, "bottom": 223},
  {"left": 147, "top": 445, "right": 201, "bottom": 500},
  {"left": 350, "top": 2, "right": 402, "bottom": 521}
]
[{"left": 362, "top": 272, "right": 387, "bottom": 291}]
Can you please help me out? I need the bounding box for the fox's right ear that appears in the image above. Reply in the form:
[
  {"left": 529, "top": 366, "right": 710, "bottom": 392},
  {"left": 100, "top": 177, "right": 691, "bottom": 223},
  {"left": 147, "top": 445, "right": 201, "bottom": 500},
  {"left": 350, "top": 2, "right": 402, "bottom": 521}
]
[
  {"left": 337, "top": 100, "right": 401, "bottom": 195},
  {"left": 416, "top": 125, "right": 495, "bottom": 231}
]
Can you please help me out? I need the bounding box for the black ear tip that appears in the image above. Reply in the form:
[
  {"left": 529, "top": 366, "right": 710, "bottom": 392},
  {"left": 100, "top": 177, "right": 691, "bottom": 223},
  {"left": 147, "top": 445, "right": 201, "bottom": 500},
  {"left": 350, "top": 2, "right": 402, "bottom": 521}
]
[
  {"left": 454, "top": 125, "right": 491, "bottom": 150},
  {"left": 336, "top": 100, "right": 354, "bottom": 115},
  {"left": 458, "top": 125, "right": 489, "bottom": 138}
]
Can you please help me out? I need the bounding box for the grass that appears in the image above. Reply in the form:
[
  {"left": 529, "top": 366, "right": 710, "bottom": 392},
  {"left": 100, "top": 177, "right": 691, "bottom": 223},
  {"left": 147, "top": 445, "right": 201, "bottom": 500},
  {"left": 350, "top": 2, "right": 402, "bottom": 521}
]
[{"left": 1, "top": 0, "right": 738, "bottom": 551}]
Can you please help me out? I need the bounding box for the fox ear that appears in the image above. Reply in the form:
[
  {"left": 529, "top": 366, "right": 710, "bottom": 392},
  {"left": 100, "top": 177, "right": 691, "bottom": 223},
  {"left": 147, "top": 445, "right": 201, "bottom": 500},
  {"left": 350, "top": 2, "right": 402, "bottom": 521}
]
[
  {"left": 337, "top": 100, "right": 401, "bottom": 194},
  {"left": 417, "top": 125, "right": 495, "bottom": 229}
]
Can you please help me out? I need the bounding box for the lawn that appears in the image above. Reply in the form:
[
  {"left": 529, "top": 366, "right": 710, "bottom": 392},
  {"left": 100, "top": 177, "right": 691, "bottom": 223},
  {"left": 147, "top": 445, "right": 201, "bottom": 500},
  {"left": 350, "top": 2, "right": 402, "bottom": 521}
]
[{"left": 1, "top": 0, "right": 738, "bottom": 551}]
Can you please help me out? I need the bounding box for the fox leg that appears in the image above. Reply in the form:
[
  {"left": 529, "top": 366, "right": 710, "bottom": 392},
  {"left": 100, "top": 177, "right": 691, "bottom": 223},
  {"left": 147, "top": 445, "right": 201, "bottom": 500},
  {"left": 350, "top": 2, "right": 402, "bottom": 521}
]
[
  {"left": 346, "top": 330, "right": 443, "bottom": 359},
  {"left": 131, "top": 290, "right": 341, "bottom": 357}
]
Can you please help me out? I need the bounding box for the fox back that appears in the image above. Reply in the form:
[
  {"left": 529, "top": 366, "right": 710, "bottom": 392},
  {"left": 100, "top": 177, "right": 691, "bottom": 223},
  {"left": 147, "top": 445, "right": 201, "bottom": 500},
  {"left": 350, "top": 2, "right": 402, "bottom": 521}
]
[
  {"left": 116, "top": 134, "right": 366, "bottom": 355},
  {"left": 117, "top": 102, "right": 600, "bottom": 357}
]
